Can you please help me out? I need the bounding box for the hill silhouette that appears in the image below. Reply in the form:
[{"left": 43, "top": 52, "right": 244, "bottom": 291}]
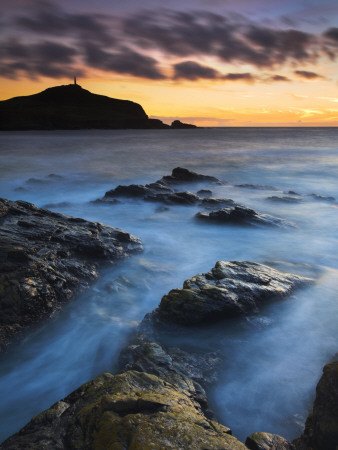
[{"left": 0, "top": 84, "right": 195, "bottom": 130}]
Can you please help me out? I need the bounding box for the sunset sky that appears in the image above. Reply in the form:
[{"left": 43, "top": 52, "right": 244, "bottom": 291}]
[{"left": 1, "top": 0, "right": 338, "bottom": 126}]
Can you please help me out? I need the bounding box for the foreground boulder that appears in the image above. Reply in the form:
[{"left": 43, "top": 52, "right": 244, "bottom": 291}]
[
  {"left": 294, "top": 360, "right": 338, "bottom": 450},
  {"left": 153, "top": 261, "right": 312, "bottom": 326},
  {"left": 0, "top": 370, "right": 247, "bottom": 450},
  {"left": 246, "top": 432, "right": 294, "bottom": 449},
  {"left": 196, "top": 205, "right": 295, "bottom": 228},
  {"left": 0, "top": 198, "right": 142, "bottom": 350}
]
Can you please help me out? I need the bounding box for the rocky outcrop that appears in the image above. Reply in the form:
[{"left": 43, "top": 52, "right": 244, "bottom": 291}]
[
  {"left": 0, "top": 198, "right": 142, "bottom": 351},
  {"left": 246, "top": 432, "right": 295, "bottom": 449},
  {"left": 196, "top": 205, "right": 295, "bottom": 228},
  {"left": 98, "top": 167, "right": 222, "bottom": 205},
  {"left": 171, "top": 119, "right": 197, "bottom": 129},
  {"left": 152, "top": 261, "right": 312, "bottom": 326},
  {"left": 158, "top": 167, "right": 220, "bottom": 185},
  {"left": 293, "top": 360, "right": 338, "bottom": 450},
  {"left": 0, "top": 370, "right": 247, "bottom": 450},
  {"left": 0, "top": 84, "right": 199, "bottom": 130}
]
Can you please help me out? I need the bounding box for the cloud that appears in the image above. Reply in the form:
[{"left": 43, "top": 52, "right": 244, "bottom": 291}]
[
  {"left": 324, "top": 27, "right": 338, "bottom": 42},
  {"left": 173, "top": 61, "right": 219, "bottom": 80},
  {"left": 1, "top": 4, "right": 338, "bottom": 81},
  {"left": 16, "top": 4, "right": 114, "bottom": 45},
  {"left": 84, "top": 44, "right": 166, "bottom": 80},
  {"left": 0, "top": 39, "right": 81, "bottom": 79},
  {"left": 222, "top": 72, "right": 254, "bottom": 82},
  {"left": 294, "top": 70, "right": 324, "bottom": 79},
  {"left": 267, "top": 75, "right": 291, "bottom": 82}
]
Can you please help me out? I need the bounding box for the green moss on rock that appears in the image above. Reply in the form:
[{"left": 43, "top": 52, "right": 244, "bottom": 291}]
[{"left": 1, "top": 370, "right": 247, "bottom": 449}]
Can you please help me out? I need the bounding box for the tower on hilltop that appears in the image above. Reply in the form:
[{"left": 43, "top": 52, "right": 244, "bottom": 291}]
[{"left": 74, "top": 76, "right": 77, "bottom": 85}]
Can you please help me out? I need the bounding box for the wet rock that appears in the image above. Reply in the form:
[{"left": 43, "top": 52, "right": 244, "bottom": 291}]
[
  {"left": 309, "top": 193, "right": 336, "bottom": 202},
  {"left": 43, "top": 201, "right": 71, "bottom": 209},
  {"left": 197, "top": 189, "right": 212, "bottom": 196},
  {"left": 120, "top": 334, "right": 222, "bottom": 391},
  {"left": 97, "top": 168, "right": 222, "bottom": 204},
  {"left": 196, "top": 205, "right": 295, "bottom": 228},
  {"left": 199, "top": 197, "right": 236, "bottom": 209},
  {"left": 158, "top": 167, "right": 220, "bottom": 185},
  {"left": 246, "top": 432, "right": 295, "bottom": 449},
  {"left": 236, "top": 184, "right": 278, "bottom": 190},
  {"left": 293, "top": 360, "right": 338, "bottom": 450},
  {"left": 0, "top": 198, "right": 142, "bottom": 351},
  {"left": 1, "top": 370, "right": 247, "bottom": 450},
  {"left": 144, "top": 191, "right": 200, "bottom": 205},
  {"left": 286, "top": 190, "right": 301, "bottom": 196},
  {"left": 266, "top": 196, "right": 302, "bottom": 203},
  {"left": 118, "top": 334, "right": 211, "bottom": 413},
  {"left": 154, "top": 261, "right": 313, "bottom": 326}
]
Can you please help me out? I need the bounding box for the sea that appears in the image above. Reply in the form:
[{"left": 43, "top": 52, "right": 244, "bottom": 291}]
[{"left": 0, "top": 127, "right": 337, "bottom": 443}]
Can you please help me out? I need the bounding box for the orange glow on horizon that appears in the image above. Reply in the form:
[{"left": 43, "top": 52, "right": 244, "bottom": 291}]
[{"left": 1, "top": 68, "right": 338, "bottom": 127}]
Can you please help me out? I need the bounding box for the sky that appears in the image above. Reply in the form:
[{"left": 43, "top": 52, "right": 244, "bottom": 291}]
[{"left": 1, "top": 0, "right": 338, "bottom": 126}]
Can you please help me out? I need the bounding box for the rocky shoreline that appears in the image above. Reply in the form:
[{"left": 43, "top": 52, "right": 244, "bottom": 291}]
[
  {"left": 0, "top": 168, "right": 337, "bottom": 449},
  {"left": 0, "top": 198, "right": 142, "bottom": 351}
]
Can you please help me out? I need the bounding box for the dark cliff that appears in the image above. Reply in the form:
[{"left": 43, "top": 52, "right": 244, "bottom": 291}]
[{"left": 0, "top": 84, "right": 172, "bottom": 130}]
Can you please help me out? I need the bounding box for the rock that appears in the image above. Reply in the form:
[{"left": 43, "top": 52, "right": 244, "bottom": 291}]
[
  {"left": 119, "top": 333, "right": 222, "bottom": 396},
  {"left": 97, "top": 168, "right": 222, "bottom": 204},
  {"left": 118, "top": 334, "right": 212, "bottom": 414},
  {"left": 199, "top": 197, "right": 236, "bottom": 209},
  {"left": 195, "top": 205, "right": 295, "bottom": 228},
  {"left": 0, "top": 198, "right": 142, "bottom": 351},
  {"left": 0, "top": 83, "right": 172, "bottom": 130},
  {"left": 309, "top": 194, "right": 336, "bottom": 202},
  {"left": 266, "top": 196, "right": 302, "bottom": 203},
  {"left": 158, "top": 167, "right": 220, "bottom": 185},
  {"left": 154, "top": 261, "right": 313, "bottom": 326},
  {"left": 293, "top": 360, "right": 338, "bottom": 450},
  {"left": 246, "top": 432, "right": 295, "bottom": 449},
  {"left": 0, "top": 370, "right": 247, "bottom": 450},
  {"left": 197, "top": 189, "right": 213, "bottom": 196},
  {"left": 171, "top": 119, "right": 197, "bottom": 129},
  {"left": 235, "top": 184, "right": 278, "bottom": 190},
  {"left": 144, "top": 191, "right": 200, "bottom": 205}
]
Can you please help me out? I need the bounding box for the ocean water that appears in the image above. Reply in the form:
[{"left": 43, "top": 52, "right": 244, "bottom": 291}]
[{"left": 0, "top": 127, "right": 337, "bottom": 443}]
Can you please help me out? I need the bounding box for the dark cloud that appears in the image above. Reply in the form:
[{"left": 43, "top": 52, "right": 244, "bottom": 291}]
[
  {"left": 122, "top": 10, "right": 329, "bottom": 68},
  {"left": 173, "top": 61, "right": 219, "bottom": 80},
  {"left": 267, "top": 75, "right": 291, "bottom": 82},
  {"left": 16, "top": 5, "right": 114, "bottom": 44},
  {"left": 1, "top": 4, "right": 337, "bottom": 81},
  {"left": 0, "top": 40, "right": 81, "bottom": 79},
  {"left": 84, "top": 44, "right": 165, "bottom": 80},
  {"left": 324, "top": 27, "right": 338, "bottom": 42},
  {"left": 294, "top": 70, "right": 323, "bottom": 79},
  {"left": 222, "top": 72, "right": 254, "bottom": 82}
]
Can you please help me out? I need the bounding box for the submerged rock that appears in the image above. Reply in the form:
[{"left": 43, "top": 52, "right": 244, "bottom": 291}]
[
  {"left": 309, "top": 193, "right": 336, "bottom": 202},
  {"left": 246, "top": 432, "right": 295, "bottom": 449},
  {"left": 235, "top": 184, "right": 278, "bottom": 191},
  {"left": 196, "top": 205, "right": 295, "bottom": 228},
  {"left": 266, "top": 196, "right": 302, "bottom": 203},
  {"left": 0, "top": 370, "right": 247, "bottom": 450},
  {"left": 0, "top": 198, "right": 142, "bottom": 351},
  {"left": 293, "top": 360, "right": 338, "bottom": 450},
  {"left": 155, "top": 261, "right": 312, "bottom": 326}
]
